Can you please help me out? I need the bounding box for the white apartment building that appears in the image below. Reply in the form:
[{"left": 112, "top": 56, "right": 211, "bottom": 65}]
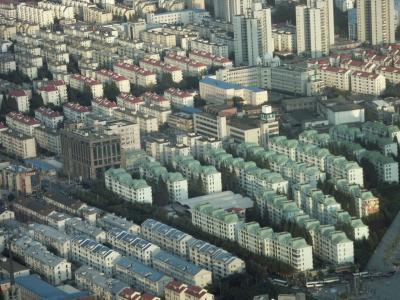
[
  {"left": 164, "top": 88, "right": 195, "bottom": 108},
  {"left": 152, "top": 250, "right": 213, "bottom": 288},
  {"left": 75, "top": 265, "right": 128, "bottom": 300},
  {"left": 17, "top": 3, "right": 54, "bottom": 27},
  {"left": 8, "top": 90, "right": 29, "bottom": 113},
  {"left": 141, "top": 219, "right": 193, "bottom": 258},
  {"left": 190, "top": 39, "right": 228, "bottom": 57},
  {"left": 38, "top": 82, "right": 67, "bottom": 106},
  {"left": 116, "top": 93, "right": 144, "bottom": 111},
  {"left": 318, "top": 66, "right": 351, "bottom": 91},
  {"left": 65, "top": 217, "right": 107, "bottom": 242},
  {"left": 113, "top": 62, "right": 157, "bottom": 87},
  {"left": 34, "top": 107, "right": 64, "bottom": 129},
  {"left": 146, "top": 9, "right": 209, "bottom": 26},
  {"left": 28, "top": 223, "right": 71, "bottom": 258},
  {"left": 114, "top": 257, "right": 172, "bottom": 297},
  {"left": 143, "top": 92, "right": 171, "bottom": 109},
  {"left": 140, "top": 58, "right": 183, "bottom": 83},
  {"left": 272, "top": 26, "right": 297, "bottom": 53},
  {"left": 103, "top": 120, "right": 140, "bottom": 150},
  {"left": 313, "top": 225, "right": 354, "bottom": 265},
  {"left": 1, "top": 129, "right": 37, "bottom": 159},
  {"left": 189, "top": 50, "right": 233, "bottom": 69},
  {"left": 6, "top": 112, "right": 40, "bottom": 136},
  {"left": 193, "top": 113, "right": 227, "bottom": 140},
  {"left": 37, "top": 1, "right": 74, "bottom": 19},
  {"left": 106, "top": 229, "right": 160, "bottom": 265},
  {"left": 350, "top": 71, "right": 386, "bottom": 96},
  {"left": 11, "top": 235, "right": 71, "bottom": 285},
  {"left": 63, "top": 102, "right": 91, "bottom": 122},
  {"left": 105, "top": 168, "right": 153, "bottom": 204},
  {"left": 164, "top": 53, "right": 207, "bottom": 77},
  {"left": 97, "top": 213, "right": 141, "bottom": 234},
  {"left": 187, "top": 239, "right": 246, "bottom": 278},
  {"left": 237, "top": 222, "right": 313, "bottom": 271},
  {"left": 138, "top": 104, "right": 171, "bottom": 126},
  {"left": 192, "top": 203, "right": 243, "bottom": 241},
  {"left": 95, "top": 69, "right": 130, "bottom": 93},
  {"left": 82, "top": 6, "right": 113, "bottom": 24},
  {"left": 91, "top": 97, "right": 117, "bottom": 116},
  {"left": 361, "top": 151, "right": 399, "bottom": 183},
  {"left": 326, "top": 155, "right": 364, "bottom": 186},
  {"left": 233, "top": 3, "right": 274, "bottom": 66},
  {"left": 70, "top": 74, "right": 104, "bottom": 98},
  {"left": 199, "top": 76, "right": 268, "bottom": 106},
  {"left": 70, "top": 236, "right": 121, "bottom": 276}
]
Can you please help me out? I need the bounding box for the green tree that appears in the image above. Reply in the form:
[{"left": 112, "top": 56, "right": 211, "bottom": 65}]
[
  {"left": 29, "top": 93, "right": 44, "bottom": 112},
  {"left": 81, "top": 85, "right": 93, "bottom": 106},
  {"left": 104, "top": 81, "right": 120, "bottom": 101},
  {"left": 37, "top": 64, "right": 53, "bottom": 80},
  {"left": 194, "top": 95, "right": 206, "bottom": 108},
  {"left": 0, "top": 96, "right": 18, "bottom": 116}
]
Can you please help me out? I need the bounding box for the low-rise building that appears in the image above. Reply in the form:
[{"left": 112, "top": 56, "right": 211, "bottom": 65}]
[
  {"left": 34, "top": 126, "right": 62, "bottom": 154},
  {"left": 350, "top": 71, "right": 386, "bottom": 96},
  {"left": 164, "top": 88, "right": 195, "bottom": 108},
  {"left": 164, "top": 53, "right": 207, "bottom": 76},
  {"left": 8, "top": 90, "right": 29, "bottom": 113},
  {"left": 6, "top": 111, "right": 40, "bottom": 136},
  {"left": 17, "top": 3, "right": 54, "bottom": 27},
  {"left": 95, "top": 69, "right": 131, "bottom": 93},
  {"left": 164, "top": 280, "right": 214, "bottom": 300},
  {"left": 71, "top": 236, "right": 121, "bottom": 276},
  {"left": 70, "top": 73, "right": 104, "bottom": 98},
  {"left": 65, "top": 217, "right": 106, "bottom": 242},
  {"left": 140, "top": 58, "right": 183, "bottom": 83},
  {"left": 105, "top": 168, "right": 153, "bottom": 204},
  {"left": 97, "top": 213, "right": 141, "bottom": 234},
  {"left": 2, "top": 129, "right": 37, "bottom": 159},
  {"left": 0, "top": 164, "right": 35, "bottom": 195},
  {"left": 63, "top": 102, "right": 91, "bottom": 122},
  {"left": 34, "top": 107, "right": 64, "bottom": 129},
  {"left": 113, "top": 62, "right": 157, "bottom": 87}
]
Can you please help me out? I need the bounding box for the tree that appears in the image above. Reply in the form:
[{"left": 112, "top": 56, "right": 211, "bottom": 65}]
[
  {"left": 29, "top": 93, "right": 44, "bottom": 112},
  {"left": 104, "top": 81, "right": 120, "bottom": 101},
  {"left": 37, "top": 64, "right": 53, "bottom": 80},
  {"left": 334, "top": 6, "right": 348, "bottom": 38},
  {"left": 0, "top": 96, "right": 18, "bottom": 116},
  {"left": 194, "top": 95, "right": 206, "bottom": 108},
  {"left": 81, "top": 85, "right": 93, "bottom": 106},
  {"left": 272, "top": 3, "right": 297, "bottom": 24}
]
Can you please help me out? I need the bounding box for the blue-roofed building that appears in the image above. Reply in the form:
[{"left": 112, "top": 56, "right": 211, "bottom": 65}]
[
  {"left": 152, "top": 250, "right": 212, "bottom": 287},
  {"left": 199, "top": 76, "right": 268, "bottom": 106},
  {"left": 114, "top": 257, "right": 172, "bottom": 296},
  {"left": 16, "top": 275, "right": 92, "bottom": 300}
]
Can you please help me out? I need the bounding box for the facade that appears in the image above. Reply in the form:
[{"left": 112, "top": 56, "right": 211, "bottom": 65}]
[
  {"left": 9, "top": 90, "right": 29, "bottom": 113},
  {"left": 63, "top": 102, "right": 91, "bottom": 122},
  {"left": 140, "top": 58, "right": 183, "bottom": 83},
  {"left": 0, "top": 164, "right": 35, "bottom": 195},
  {"left": 6, "top": 111, "right": 40, "bottom": 136},
  {"left": 34, "top": 107, "right": 64, "bottom": 129},
  {"left": 357, "top": 0, "right": 395, "bottom": 45},
  {"left": 70, "top": 236, "right": 121, "bottom": 276},
  {"left": 164, "top": 88, "right": 195, "bottom": 108},
  {"left": 69, "top": 73, "right": 104, "bottom": 98},
  {"left": 61, "top": 128, "right": 122, "bottom": 181},
  {"left": 113, "top": 62, "right": 157, "bottom": 87},
  {"left": 2, "top": 129, "right": 37, "bottom": 159},
  {"left": 95, "top": 69, "right": 130, "bottom": 93},
  {"left": 350, "top": 71, "right": 386, "bottom": 95},
  {"left": 17, "top": 3, "right": 54, "bottom": 27},
  {"left": 164, "top": 281, "right": 214, "bottom": 300},
  {"left": 233, "top": 3, "right": 274, "bottom": 66},
  {"left": 34, "top": 126, "right": 61, "bottom": 154}
]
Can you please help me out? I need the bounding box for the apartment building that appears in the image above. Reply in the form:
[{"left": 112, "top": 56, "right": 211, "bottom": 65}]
[
  {"left": 8, "top": 90, "right": 29, "bottom": 113},
  {"left": 152, "top": 250, "right": 212, "bottom": 287},
  {"left": 146, "top": 9, "right": 209, "bottom": 26},
  {"left": 0, "top": 53, "right": 16, "bottom": 74},
  {"left": 116, "top": 93, "right": 145, "bottom": 111},
  {"left": 164, "top": 280, "right": 214, "bottom": 300},
  {"left": 28, "top": 223, "right": 71, "bottom": 258},
  {"left": 326, "top": 155, "right": 364, "bottom": 186},
  {"left": 360, "top": 151, "right": 399, "bottom": 183},
  {"left": 298, "top": 130, "right": 330, "bottom": 147},
  {"left": 97, "top": 213, "right": 141, "bottom": 234},
  {"left": 17, "top": 3, "right": 54, "bottom": 27},
  {"left": 37, "top": 1, "right": 74, "bottom": 19},
  {"left": 106, "top": 228, "right": 159, "bottom": 265},
  {"left": 167, "top": 112, "right": 194, "bottom": 132},
  {"left": 141, "top": 219, "right": 193, "bottom": 258},
  {"left": 357, "top": 0, "right": 395, "bottom": 45},
  {"left": 70, "top": 73, "right": 104, "bottom": 98},
  {"left": 140, "top": 29, "right": 177, "bottom": 48},
  {"left": 318, "top": 66, "right": 351, "bottom": 91},
  {"left": 65, "top": 217, "right": 106, "bottom": 242},
  {"left": 171, "top": 155, "right": 222, "bottom": 194},
  {"left": 237, "top": 222, "right": 313, "bottom": 271},
  {"left": 95, "top": 69, "right": 131, "bottom": 93},
  {"left": 105, "top": 168, "right": 152, "bottom": 204},
  {"left": 192, "top": 203, "right": 243, "bottom": 241},
  {"left": 2, "top": 129, "right": 37, "bottom": 159},
  {"left": 164, "top": 53, "right": 207, "bottom": 76},
  {"left": 83, "top": 6, "right": 113, "bottom": 23},
  {"left": 350, "top": 71, "right": 386, "bottom": 95},
  {"left": 6, "top": 111, "right": 40, "bottom": 136},
  {"left": 272, "top": 25, "right": 297, "bottom": 53},
  {"left": 75, "top": 265, "right": 128, "bottom": 300},
  {"left": 187, "top": 239, "right": 246, "bottom": 278},
  {"left": 63, "top": 102, "right": 91, "bottom": 122},
  {"left": 164, "top": 88, "right": 195, "bottom": 108},
  {"left": 189, "top": 50, "right": 233, "bottom": 69},
  {"left": 34, "top": 126, "right": 61, "bottom": 154},
  {"left": 34, "top": 107, "right": 64, "bottom": 129},
  {"left": 233, "top": 4, "right": 274, "bottom": 66},
  {"left": 11, "top": 235, "right": 71, "bottom": 285},
  {"left": 140, "top": 58, "right": 183, "bottom": 83},
  {"left": 38, "top": 84, "right": 65, "bottom": 106},
  {"left": 0, "top": 164, "right": 35, "bottom": 195},
  {"left": 113, "top": 62, "right": 157, "bottom": 87},
  {"left": 91, "top": 97, "right": 117, "bottom": 116},
  {"left": 143, "top": 92, "right": 171, "bottom": 109},
  {"left": 114, "top": 257, "right": 172, "bottom": 297},
  {"left": 193, "top": 112, "right": 227, "bottom": 140},
  {"left": 199, "top": 76, "right": 268, "bottom": 106},
  {"left": 190, "top": 39, "right": 228, "bottom": 57},
  {"left": 71, "top": 236, "right": 121, "bottom": 276}
]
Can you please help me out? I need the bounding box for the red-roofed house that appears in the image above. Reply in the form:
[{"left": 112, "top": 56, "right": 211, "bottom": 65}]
[
  {"left": 189, "top": 50, "right": 233, "bottom": 69},
  {"left": 139, "top": 58, "right": 183, "bottom": 83},
  {"left": 143, "top": 92, "right": 170, "bottom": 109},
  {"left": 164, "top": 88, "right": 195, "bottom": 107},
  {"left": 318, "top": 66, "right": 352, "bottom": 91},
  {"left": 70, "top": 74, "right": 104, "bottom": 98},
  {"left": 63, "top": 102, "right": 91, "bottom": 122},
  {"left": 117, "top": 287, "right": 142, "bottom": 300},
  {"left": 164, "top": 53, "right": 207, "bottom": 76},
  {"left": 92, "top": 97, "right": 117, "bottom": 116},
  {"left": 116, "top": 93, "right": 144, "bottom": 111},
  {"left": 350, "top": 71, "right": 386, "bottom": 95},
  {"left": 38, "top": 80, "right": 67, "bottom": 105},
  {"left": 6, "top": 112, "right": 40, "bottom": 136},
  {"left": 140, "top": 294, "right": 161, "bottom": 300},
  {"left": 0, "top": 122, "right": 7, "bottom": 146},
  {"left": 164, "top": 281, "right": 214, "bottom": 300},
  {"left": 34, "top": 107, "right": 64, "bottom": 129},
  {"left": 376, "top": 66, "right": 400, "bottom": 84},
  {"left": 95, "top": 69, "right": 131, "bottom": 93},
  {"left": 9, "top": 90, "right": 29, "bottom": 113},
  {"left": 113, "top": 62, "right": 157, "bottom": 87}
]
